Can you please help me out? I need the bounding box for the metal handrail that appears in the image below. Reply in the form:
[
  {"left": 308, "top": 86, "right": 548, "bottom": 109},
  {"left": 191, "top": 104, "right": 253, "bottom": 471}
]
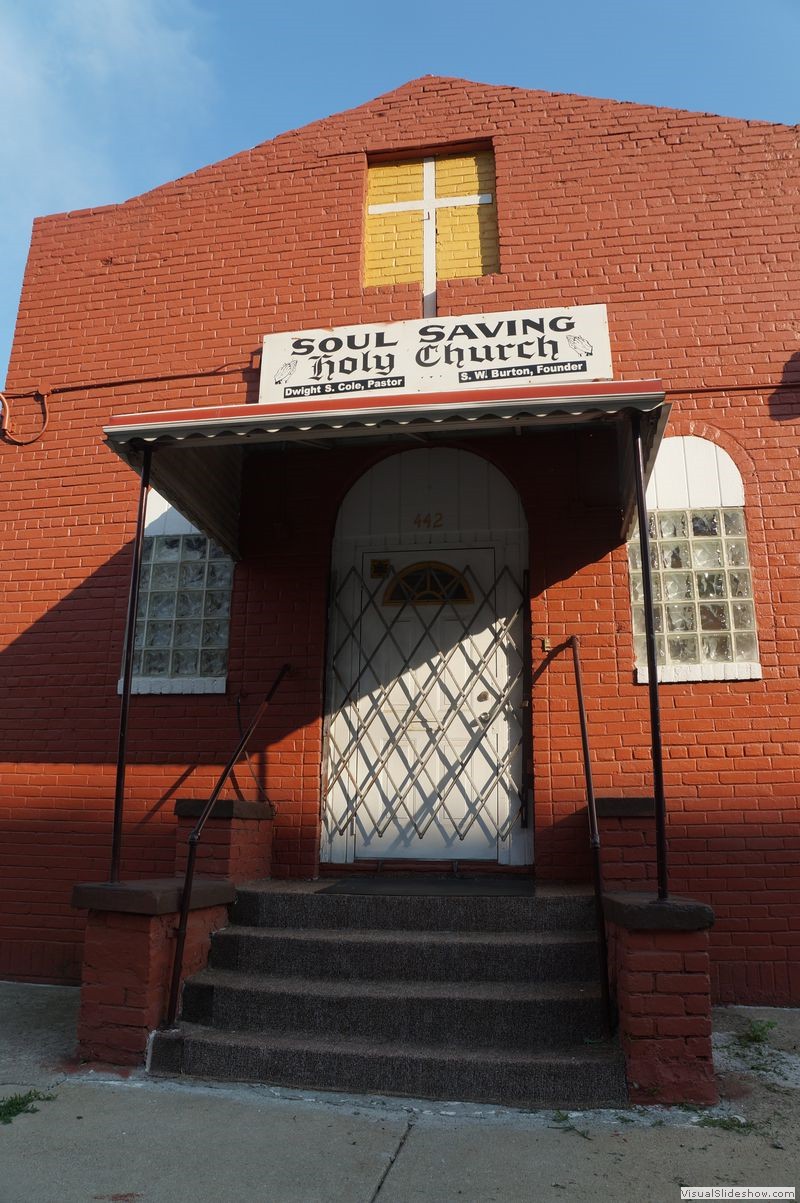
[
  {"left": 164, "top": 662, "right": 291, "bottom": 1026},
  {"left": 535, "top": 636, "right": 614, "bottom": 1034},
  {"left": 567, "top": 636, "right": 614, "bottom": 1035}
]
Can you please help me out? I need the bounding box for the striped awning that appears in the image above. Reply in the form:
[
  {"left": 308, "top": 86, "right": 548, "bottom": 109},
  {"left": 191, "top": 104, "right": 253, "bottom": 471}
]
[{"left": 104, "top": 379, "right": 668, "bottom": 557}]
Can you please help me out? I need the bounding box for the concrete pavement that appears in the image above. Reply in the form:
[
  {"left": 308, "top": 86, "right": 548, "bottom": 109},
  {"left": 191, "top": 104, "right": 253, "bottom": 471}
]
[{"left": 0, "top": 982, "right": 798, "bottom": 1203}]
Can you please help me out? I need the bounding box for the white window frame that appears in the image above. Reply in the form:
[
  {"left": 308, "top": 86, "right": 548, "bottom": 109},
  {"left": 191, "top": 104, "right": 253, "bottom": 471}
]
[
  {"left": 630, "top": 436, "right": 762, "bottom": 684},
  {"left": 117, "top": 492, "right": 231, "bottom": 695}
]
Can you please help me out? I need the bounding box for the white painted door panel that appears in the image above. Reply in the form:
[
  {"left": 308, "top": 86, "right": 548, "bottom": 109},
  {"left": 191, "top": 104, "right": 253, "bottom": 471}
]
[
  {"left": 353, "top": 549, "right": 500, "bottom": 860},
  {"left": 322, "top": 448, "right": 531, "bottom": 866}
]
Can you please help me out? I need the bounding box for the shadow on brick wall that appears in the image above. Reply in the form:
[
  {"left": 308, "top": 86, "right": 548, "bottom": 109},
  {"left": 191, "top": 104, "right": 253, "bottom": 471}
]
[
  {"left": 0, "top": 540, "right": 323, "bottom": 769},
  {"left": 769, "top": 350, "right": 800, "bottom": 420}
]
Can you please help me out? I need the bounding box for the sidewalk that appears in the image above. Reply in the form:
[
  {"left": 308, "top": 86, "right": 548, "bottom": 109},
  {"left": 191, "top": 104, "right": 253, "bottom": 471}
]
[{"left": 1, "top": 982, "right": 797, "bottom": 1203}]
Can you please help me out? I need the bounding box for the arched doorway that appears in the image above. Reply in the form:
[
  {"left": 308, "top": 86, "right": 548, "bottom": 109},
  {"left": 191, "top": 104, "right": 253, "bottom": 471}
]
[{"left": 322, "top": 448, "right": 531, "bottom": 866}]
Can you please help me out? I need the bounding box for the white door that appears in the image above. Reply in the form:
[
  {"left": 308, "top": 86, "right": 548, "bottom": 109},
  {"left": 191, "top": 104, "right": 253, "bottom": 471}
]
[
  {"left": 354, "top": 548, "right": 508, "bottom": 859},
  {"left": 322, "top": 448, "right": 530, "bottom": 865}
]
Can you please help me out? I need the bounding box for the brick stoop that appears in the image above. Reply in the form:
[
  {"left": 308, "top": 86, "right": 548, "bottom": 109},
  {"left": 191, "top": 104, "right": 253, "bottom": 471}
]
[{"left": 150, "top": 880, "right": 627, "bottom": 1108}]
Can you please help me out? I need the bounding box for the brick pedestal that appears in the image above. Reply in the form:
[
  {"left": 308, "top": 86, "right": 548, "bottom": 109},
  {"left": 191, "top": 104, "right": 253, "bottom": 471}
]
[
  {"left": 604, "top": 891, "right": 717, "bottom": 1105},
  {"left": 597, "top": 798, "right": 657, "bottom": 890},
  {"left": 174, "top": 798, "right": 274, "bottom": 881},
  {"left": 71, "top": 878, "right": 234, "bottom": 1066}
]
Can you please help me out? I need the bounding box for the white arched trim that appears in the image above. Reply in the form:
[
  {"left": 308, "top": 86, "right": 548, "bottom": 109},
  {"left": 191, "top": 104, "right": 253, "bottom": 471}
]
[
  {"left": 646, "top": 436, "right": 744, "bottom": 510},
  {"left": 145, "top": 488, "right": 201, "bottom": 537},
  {"left": 333, "top": 447, "right": 527, "bottom": 555}
]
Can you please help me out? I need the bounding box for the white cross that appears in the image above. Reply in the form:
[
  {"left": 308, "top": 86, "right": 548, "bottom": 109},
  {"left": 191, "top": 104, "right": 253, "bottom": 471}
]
[{"left": 368, "top": 158, "right": 493, "bottom": 318}]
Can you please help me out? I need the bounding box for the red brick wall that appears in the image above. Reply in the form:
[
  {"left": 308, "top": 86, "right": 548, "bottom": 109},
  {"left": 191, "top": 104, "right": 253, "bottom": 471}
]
[
  {"left": 600, "top": 817, "right": 658, "bottom": 890},
  {"left": 174, "top": 816, "right": 274, "bottom": 881},
  {"left": 606, "top": 921, "right": 717, "bottom": 1105},
  {"left": 2, "top": 77, "right": 798, "bottom": 999},
  {"left": 78, "top": 904, "right": 228, "bottom": 1065}
]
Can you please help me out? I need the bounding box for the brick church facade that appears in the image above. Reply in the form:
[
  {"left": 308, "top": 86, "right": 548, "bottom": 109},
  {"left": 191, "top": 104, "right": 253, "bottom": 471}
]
[{"left": 1, "top": 76, "right": 798, "bottom": 1053}]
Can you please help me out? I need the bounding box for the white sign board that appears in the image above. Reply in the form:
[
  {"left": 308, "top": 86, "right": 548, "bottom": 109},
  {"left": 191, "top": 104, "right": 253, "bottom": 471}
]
[{"left": 259, "top": 305, "right": 612, "bottom": 406}]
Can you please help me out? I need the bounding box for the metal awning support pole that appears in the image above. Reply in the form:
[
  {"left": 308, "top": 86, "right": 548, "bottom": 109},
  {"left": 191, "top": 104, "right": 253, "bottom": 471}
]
[
  {"left": 631, "top": 411, "right": 669, "bottom": 901},
  {"left": 110, "top": 445, "right": 152, "bottom": 882}
]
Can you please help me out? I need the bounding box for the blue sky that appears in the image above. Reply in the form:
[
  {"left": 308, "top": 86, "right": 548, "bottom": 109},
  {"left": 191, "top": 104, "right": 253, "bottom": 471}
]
[{"left": 2, "top": 0, "right": 799, "bottom": 383}]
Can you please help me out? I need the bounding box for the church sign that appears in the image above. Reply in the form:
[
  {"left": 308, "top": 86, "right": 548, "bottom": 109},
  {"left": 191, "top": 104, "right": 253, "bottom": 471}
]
[{"left": 259, "top": 305, "right": 612, "bottom": 405}]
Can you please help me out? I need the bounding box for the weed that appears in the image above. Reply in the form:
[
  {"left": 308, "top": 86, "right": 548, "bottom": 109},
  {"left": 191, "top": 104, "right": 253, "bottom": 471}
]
[
  {"left": 0, "top": 1090, "right": 55, "bottom": 1125},
  {"left": 697, "top": 1115, "right": 753, "bottom": 1133},
  {"left": 552, "top": 1109, "right": 569, "bottom": 1123},
  {"left": 736, "top": 1019, "right": 777, "bottom": 1047}
]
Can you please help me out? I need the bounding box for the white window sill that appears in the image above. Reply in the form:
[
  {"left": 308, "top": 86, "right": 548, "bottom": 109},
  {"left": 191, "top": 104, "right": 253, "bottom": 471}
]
[
  {"left": 117, "top": 676, "right": 227, "bottom": 695},
  {"left": 636, "top": 662, "right": 762, "bottom": 684}
]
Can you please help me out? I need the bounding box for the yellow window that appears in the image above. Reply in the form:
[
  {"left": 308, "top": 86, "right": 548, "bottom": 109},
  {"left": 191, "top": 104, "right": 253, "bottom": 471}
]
[{"left": 364, "top": 151, "right": 499, "bottom": 312}]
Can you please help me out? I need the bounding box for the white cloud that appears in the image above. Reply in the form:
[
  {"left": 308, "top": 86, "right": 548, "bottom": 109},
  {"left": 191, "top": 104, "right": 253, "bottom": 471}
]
[
  {"left": 0, "top": 0, "right": 215, "bottom": 381},
  {"left": 49, "top": 0, "right": 212, "bottom": 112}
]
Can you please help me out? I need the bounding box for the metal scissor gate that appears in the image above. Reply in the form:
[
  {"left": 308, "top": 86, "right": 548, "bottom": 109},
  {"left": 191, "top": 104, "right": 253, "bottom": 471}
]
[{"left": 322, "top": 548, "right": 527, "bottom": 863}]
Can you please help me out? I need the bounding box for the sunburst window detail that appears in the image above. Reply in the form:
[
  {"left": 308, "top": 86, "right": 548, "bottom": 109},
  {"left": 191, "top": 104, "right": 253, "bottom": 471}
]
[{"left": 383, "top": 562, "right": 474, "bottom": 606}]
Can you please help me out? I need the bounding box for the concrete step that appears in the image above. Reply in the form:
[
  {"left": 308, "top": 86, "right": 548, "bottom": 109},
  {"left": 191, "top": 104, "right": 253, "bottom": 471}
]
[
  {"left": 153, "top": 881, "right": 620, "bottom": 1108},
  {"left": 181, "top": 969, "right": 607, "bottom": 1050},
  {"left": 232, "top": 884, "right": 596, "bottom": 934},
  {"left": 210, "top": 925, "right": 601, "bottom": 983},
  {"left": 151, "top": 1024, "right": 627, "bottom": 1109}
]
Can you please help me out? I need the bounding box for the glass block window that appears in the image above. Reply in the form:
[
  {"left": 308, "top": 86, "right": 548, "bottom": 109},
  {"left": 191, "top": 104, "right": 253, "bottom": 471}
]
[
  {"left": 125, "top": 491, "right": 234, "bottom": 693},
  {"left": 135, "top": 534, "right": 233, "bottom": 679},
  {"left": 627, "top": 436, "right": 760, "bottom": 682},
  {"left": 628, "top": 507, "right": 758, "bottom": 669}
]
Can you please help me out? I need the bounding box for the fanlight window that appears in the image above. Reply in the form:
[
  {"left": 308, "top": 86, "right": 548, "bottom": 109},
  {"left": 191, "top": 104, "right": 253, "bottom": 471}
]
[{"left": 383, "top": 561, "right": 474, "bottom": 606}]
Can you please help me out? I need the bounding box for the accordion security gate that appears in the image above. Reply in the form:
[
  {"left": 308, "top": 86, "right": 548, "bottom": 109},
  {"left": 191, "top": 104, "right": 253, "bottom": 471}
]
[{"left": 322, "top": 548, "right": 528, "bottom": 863}]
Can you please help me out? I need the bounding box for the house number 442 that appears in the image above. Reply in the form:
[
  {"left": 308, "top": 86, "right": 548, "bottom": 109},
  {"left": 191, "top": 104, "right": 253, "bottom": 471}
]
[{"left": 413, "top": 512, "right": 443, "bottom": 529}]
